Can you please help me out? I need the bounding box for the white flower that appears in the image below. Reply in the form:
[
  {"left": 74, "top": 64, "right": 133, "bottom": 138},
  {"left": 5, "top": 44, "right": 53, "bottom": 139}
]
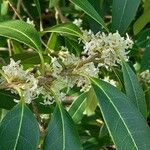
[
  {"left": 2, "top": 59, "right": 39, "bottom": 104},
  {"left": 76, "top": 62, "right": 99, "bottom": 77},
  {"left": 2, "top": 59, "right": 27, "bottom": 82},
  {"left": 58, "top": 50, "right": 79, "bottom": 66},
  {"left": 82, "top": 31, "right": 133, "bottom": 66},
  {"left": 51, "top": 57, "right": 63, "bottom": 78},
  {"left": 140, "top": 70, "right": 150, "bottom": 84},
  {"left": 73, "top": 62, "right": 99, "bottom": 92},
  {"left": 73, "top": 19, "right": 82, "bottom": 27},
  {"left": 103, "top": 76, "right": 117, "bottom": 87},
  {"left": 26, "top": 18, "right": 35, "bottom": 27}
]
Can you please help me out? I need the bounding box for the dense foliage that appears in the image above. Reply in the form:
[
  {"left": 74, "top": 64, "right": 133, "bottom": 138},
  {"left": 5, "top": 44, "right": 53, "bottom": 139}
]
[{"left": 0, "top": 0, "right": 150, "bottom": 149}]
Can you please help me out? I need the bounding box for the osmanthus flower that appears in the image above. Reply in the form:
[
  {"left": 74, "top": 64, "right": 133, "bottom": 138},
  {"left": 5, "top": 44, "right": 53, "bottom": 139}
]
[
  {"left": 0, "top": 58, "right": 39, "bottom": 104},
  {"left": 140, "top": 70, "right": 150, "bottom": 84},
  {"left": 73, "top": 18, "right": 83, "bottom": 27},
  {"left": 82, "top": 31, "right": 133, "bottom": 67}
]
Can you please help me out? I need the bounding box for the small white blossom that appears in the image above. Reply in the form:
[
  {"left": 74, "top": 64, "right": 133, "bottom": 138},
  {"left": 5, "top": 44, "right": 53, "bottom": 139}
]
[
  {"left": 103, "top": 76, "right": 117, "bottom": 87},
  {"left": 39, "top": 87, "right": 54, "bottom": 105},
  {"left": 73, "top": 62, "right": 99, "bottom": 92},
  {"left": 76, "top": 62, "right": 99, "bottom": 77},
  {"left": 51, "top": 57, "right": 63, "bottom": 78},
  {"left": 58, "top": 50, "right": 79, "bottom": 66},
  {"left": 26, "top": 18, "right": 35, "bottom": 27},
  {"left": 140, "top": 70, "right": 150, "bottom": 84},
  {"left": 73, "top": 19, "right": 82, "bottom": 27}
]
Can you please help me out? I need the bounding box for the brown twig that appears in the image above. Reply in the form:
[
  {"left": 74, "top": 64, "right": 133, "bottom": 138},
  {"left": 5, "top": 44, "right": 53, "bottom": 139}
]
[
  {"left": 13, "top": 0, "right": 22, "bottom": 19},
  {"left": 7, "top": 0, "right": 22, "bottom": 20},
  {"left": 54, "top": 5, "right": 69, "bottom": 23}
]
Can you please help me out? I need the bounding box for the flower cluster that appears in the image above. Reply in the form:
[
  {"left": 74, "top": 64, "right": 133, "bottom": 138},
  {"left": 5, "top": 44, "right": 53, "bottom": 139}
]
[
  {"left": 0, "top": 21, "right": 134, "bottom": 105},
  {"left": 83, "top": 31, "right": 133, "bottom": 67},
  {"left": 1, "top": 59, "right": 39, "bottom": 104}
]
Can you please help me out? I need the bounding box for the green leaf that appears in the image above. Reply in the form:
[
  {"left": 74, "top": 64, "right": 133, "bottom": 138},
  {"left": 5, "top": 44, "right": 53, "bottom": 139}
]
[
  {"left": 122, "top": 61, "right": 147, "bottom": 118},
  {"left": 11, "top": 40, "right": 23, "bottom": 54},
  {"left": 65, "top": 37, "right": 81, "bottom": 56},
  {"left": 43, "top": 23, "right": 83, "bottom": 38},
  {"left": 1, "top": 1, "right": 8, "bottom": 16},
  {"left": 0, "top": 102, "right": 40, "bottom": 149},
  {"left": 0, "top": 90, "right": 17, "bottom": 110},
  {"left": 49, "top": 0, "right": 59, "bottom": 8},
  {"left": 0, "top": 20, "right": 42, "bottom": 51},
  {"left": 91, "top": 78, "right": 150, "bottom": 150},
  {"left": 135, "top": 29, "right": 150, "bottom": 48},
  {"left": 46, "top": 33, "right": 58, "bottom": 52},
  {"left": 133, "top": 9, "right": 150, "bottom": 35},
  {"left": 69, "top": 0, "right": 108, "bottom": 31},
  {"left": 43, "top": 104, "right": 82, "bottom": 150},
  {"left": 86, "top": 88, "right": 97, "bottom": 116},
  {"left": 141, "top": 46, "right": 150, "bottom": 70},
  {"left": 133, "top": 0, "right": 150, "bottom": 34},
  {"left": 33, "top": 0, "right": 41, "bottom": 18},
  {"left": 112, "top": 0, "right": 140, "bottom": 33},
  {"left": 68, "top": 93, "right": 86, "bottom": 123},
  {"left": 33, "top": 0, "right": 43, "bottom": 30}
]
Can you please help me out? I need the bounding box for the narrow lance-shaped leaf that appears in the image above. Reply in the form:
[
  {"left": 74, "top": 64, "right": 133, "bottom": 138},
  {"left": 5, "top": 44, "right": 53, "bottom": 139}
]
[
  {"left": 91, "top": 78, "right": 150, "bottom": 150},
  {"left": 33, "top": 0, "right": 41, "bottom": 19},
  {"left": 0, "top": 102, "right": 40, "bottom": 150},
  {"left": 43, "top": 23, "right": 83, "bottom": 38},
  {"left": 0, "top": 20, "right": 42, "bottom": 51},
  {"left": 112, "top": 0, "right": 140, "bottom": 33},
  {"left": 33, "top": 0, "right": 43, "bottom": 30},
  {"left": 69, "top": 0, "right": 108, "bottom": 31},
  {"left": 122, "top": 61, "right": 147, "bottom": 118},
  {"left": 68, "top": 93, "right": 87, "bottom": 123},
  {"left": 43, "top": 104, "right": 82, "bottom": 150}
]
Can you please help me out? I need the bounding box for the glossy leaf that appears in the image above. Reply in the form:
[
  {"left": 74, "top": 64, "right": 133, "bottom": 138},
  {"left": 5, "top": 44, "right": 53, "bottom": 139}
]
[
  {"left": 43, "top": 23, "right": 83, "bottom": 38},
  {"left": 43, "top": 104, "right": 82, "bottom": 150},
  {"left": 91, "top": 78, "right": 150, "bottom": 150},
  {"left": 68, "top": 93, "right": 86, "bottom": 123},
  {"left": 122, "top": 61, "right": 147, "bottom": 118},
  {"left": 69, "top": 0, "right": 108, "bottom": 31},
  {"left": 133, "top": 0, "right": 150, "bottom": 34},
  {"left": 0, "top": 102, "right": 40, "bottom": 150},
  {"left": 112, "top": 0, "right": 140, "bottom": 33},
  {"left": 0, "top": 20, "right": 42, "bottom": 51}
]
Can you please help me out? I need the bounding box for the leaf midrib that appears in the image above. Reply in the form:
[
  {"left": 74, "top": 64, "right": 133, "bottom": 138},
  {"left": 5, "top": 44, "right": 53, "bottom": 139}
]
[
  {"left": 71, "top": 98, "right": 86, "bottom": 119},
  {"left": 45, "top": 26, "right": 82, "bottom": 37},
  {"left": 91, "top": 78, "right": 138, "bottom": 150},
  {"left": 69, "top": 0, "right": 107, "bottom": 31},
  {"left": 13, "top": 103, "right": 24, "bottom": 150}
]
